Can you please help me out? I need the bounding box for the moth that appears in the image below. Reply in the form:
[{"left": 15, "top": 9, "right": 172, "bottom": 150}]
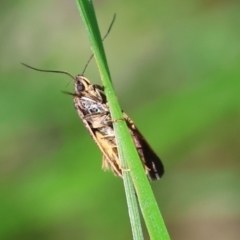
[
  {"left": 22, "top": 63, "right": 164, "bottom": 180},
  {"left": 71, "top": 75, "right": 164, "bottom": 180},
  {"left": 22, "top": 14, "right": 164, "bottom": 180}
]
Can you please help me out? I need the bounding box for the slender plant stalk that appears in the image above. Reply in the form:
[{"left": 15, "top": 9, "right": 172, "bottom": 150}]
[
  {"left": 76, "top": 1, "right": 170, "bottom": 239},
  {"left": 76, "top": 1, "right": 143, "bottom": 239}
]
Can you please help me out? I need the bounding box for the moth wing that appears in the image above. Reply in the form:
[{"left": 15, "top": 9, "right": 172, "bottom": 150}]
[
  {"left": 123, "top": 112, "right": 164, "bottom": 180},
  {"left": 74, "top": 97, "right": 122, "bottom": 177},
  {"left": 95, "top": 131, "right": 122, "bottom": 177}
]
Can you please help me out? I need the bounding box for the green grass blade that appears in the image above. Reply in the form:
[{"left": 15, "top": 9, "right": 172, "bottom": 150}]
[
  {"left": 76, "top": 1, "right": 143, "bottom": 239},
  {"left": 76, "top": 1, "right": 170, "bottom": 239}
]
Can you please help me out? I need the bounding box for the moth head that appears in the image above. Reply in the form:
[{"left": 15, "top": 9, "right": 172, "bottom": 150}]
[
  {"left": 74, "top": 75, "right": 91, "bottom": 95},
  {"left": 21, "top": 63, "right": 94, "bottom": 97}
]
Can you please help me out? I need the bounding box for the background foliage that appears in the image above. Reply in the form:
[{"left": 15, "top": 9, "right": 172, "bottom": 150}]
[{"left": 0, "top": 0, "right": 239, "bottom": 239}]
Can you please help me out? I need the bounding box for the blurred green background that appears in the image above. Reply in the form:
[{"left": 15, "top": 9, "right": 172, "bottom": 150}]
[{"left": 0, "top": 0, "right": 240, "bottom": 239}]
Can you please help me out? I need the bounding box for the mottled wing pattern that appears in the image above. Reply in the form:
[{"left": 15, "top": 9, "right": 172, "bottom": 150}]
[{"left": 74, "top": 97, "right": 122, "bottom": 177}]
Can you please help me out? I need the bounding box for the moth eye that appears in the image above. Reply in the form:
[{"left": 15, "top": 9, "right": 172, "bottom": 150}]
[{"left": 77, "top": 81, "right": 84, "bottom": 92}]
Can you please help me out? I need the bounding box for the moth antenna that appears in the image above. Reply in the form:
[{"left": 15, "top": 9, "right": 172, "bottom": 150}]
[
  {"left": 21, "top": 63, "right": 76, "bottom": 81},
  {"left": 21, "top": 14, "right": 116, "bottom": 81},
  {"left": 81, "top": 13, "right": 116, "bottom": 76}
]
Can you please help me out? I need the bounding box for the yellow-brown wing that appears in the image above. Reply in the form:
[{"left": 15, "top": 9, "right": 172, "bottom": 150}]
[
  {"left": 74, "top": 97, "right": 122, "bottom": 177},
  {"left": 95, "top": 131, "right": 122, "bottom": 177}
]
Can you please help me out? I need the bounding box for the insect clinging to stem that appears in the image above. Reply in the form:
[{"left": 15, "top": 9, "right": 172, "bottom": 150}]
[{"left": 22, "top": 14, "right": 164, "bottom": 180}]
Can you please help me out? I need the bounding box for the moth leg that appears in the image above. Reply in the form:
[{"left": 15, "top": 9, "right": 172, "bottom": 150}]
[
  {"left": 102, "top": 155, "right": 110, "bottom": 170},
  {"left": 83, "top": 113, "right": 112, "bottom": 125},
  {"left": 82, "top": 112, "right": 106, "bottom": 118},
  {"left": 100, "top": 135, "right": 115, "bottom": 140},
  {"left": 102, "top": 155, "right": 122, "bottom": 177},
  {"left": 113, "top": 118, "right": 125, "bottom": 123},
  {"left": 92, "top": 114, "right": 119, "bottom": 125},
  {"left": 115, "top": 159, "right": 130, "bottom": 172},
  {"left": 110, "top": 147, "right": 130, "bottom": 172},
  {"left": 93, "top": 84, "right": 104, "bottom": 91},
  {"left": 119, "top": 165, "right": 130, "bottom": 172},
  {"left": 105, "top": 118, "right": 125, "bottom": 124}
]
